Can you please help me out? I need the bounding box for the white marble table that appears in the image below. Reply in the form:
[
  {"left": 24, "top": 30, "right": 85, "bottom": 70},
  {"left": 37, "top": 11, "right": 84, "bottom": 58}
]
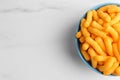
[{"left": 0, "top": 0, "right": 120, "bottom": 80}]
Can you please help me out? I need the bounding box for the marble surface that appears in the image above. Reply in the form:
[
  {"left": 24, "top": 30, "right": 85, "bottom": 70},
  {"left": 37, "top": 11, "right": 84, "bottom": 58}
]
[{"left": 0, "top": 0, "right": 120, "bottom": 80}]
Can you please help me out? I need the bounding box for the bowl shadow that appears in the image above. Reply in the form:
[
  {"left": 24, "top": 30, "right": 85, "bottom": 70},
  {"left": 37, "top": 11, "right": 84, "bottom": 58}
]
[{"left": 63, "top": 21, "right": 87, "bottom": 68}]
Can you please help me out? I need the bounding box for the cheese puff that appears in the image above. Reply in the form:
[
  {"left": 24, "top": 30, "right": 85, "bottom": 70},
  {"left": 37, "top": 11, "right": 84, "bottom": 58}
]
[
  {"left": 98, "top": 57, "right": 117, "bottom": 72},
  {"left": 109, "top": 13, "right": 116, "bottom": 19},
  {"left": 76, "top": 31, "right": 82, "bottom": 38},
  {"left": 97, "top": 11, "right": 111, "bottom": 22},
  {"left": 98, "top": 4, "right": 117, "bottom": 12},
  {"left": 92, "top": 10, "right": 99, "bottom": 21},
  {"left": 95, "top": 37, "right": 106, "bottom": 52},
  {"left": 110, "top": 13, "right": 120, "bottom": 25},
  {"left": 79, "top": 36, "right": 85, "bottom": 43},
  {"left": 84, "top": 11, "right": 93, "bottom": 27},
  {"left": 80, "top": 18, "right": 86, "bottom": 27},
  {"left": 93, "top": 55, "right": 107, "bottom": 62},
  {"left": 88, "top": 48, "right": 97, "bottom": 68},
  {"left": 81, "top": 19, "right": 90, "bottom": 37},
  {"left": 81, "top": 27, "right": 90, "bottom": 37},
  {"left": 115, "top": 66, "right": 120, "bottom": 75},
  {"left": 104, "top": 23, "right": 118, "bottom": 42},
  {"left": 82, "top": 42, "right": 89, "bottom": 50},
  {"left": 112, "top": 22, "right": 120, "bottom": 33},
  {"left": 104, "top": 36, "right": 113, "bottom": 56},
  {"left": 91, "top": 21, "right": 103, "bottom": 30},
  {"left": 108, "top": 6, "right": 120, "bottom": 13},
  {"left": 113, "top": 43, "right": 120, "bottom": 63},
  {"left": 81, "top": 48, "right": 90, "bottom": 61},
  {"left": 88, "top": 27, "right": 107, "bottom": 38},
  {"left": 86, "top": 37, "right": 106, "bottom": 56},
  {"left": 97, "top": 19, "right": 104, "bottom": 25},
  {"left": 103, "top": 62, "right": 119, "bottom": 75},
  {"left": 118, "top": 39, "right": 120, "bottom": 56}
]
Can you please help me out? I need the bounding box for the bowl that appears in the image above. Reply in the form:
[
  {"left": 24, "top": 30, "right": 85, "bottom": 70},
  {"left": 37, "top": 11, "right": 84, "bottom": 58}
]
[{"left": 74, "top": 2, "right": 120, "bottom": 75}]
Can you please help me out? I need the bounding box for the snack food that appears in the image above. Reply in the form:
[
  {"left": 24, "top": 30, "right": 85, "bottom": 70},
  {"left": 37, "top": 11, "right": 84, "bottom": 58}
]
[{"left": 76, "top": 4, "right": 120, "bottom": 76}]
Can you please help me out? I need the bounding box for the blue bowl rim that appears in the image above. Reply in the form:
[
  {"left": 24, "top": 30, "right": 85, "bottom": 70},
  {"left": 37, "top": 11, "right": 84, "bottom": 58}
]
[{"left": 74, "top": 2, "right": 120, "bottom": 76}]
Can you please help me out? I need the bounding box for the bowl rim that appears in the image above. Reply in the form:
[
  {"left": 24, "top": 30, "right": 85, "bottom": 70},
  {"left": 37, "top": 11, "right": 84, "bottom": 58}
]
[{"left": 74, "top": 2, "right": 120, "bottom": 76}]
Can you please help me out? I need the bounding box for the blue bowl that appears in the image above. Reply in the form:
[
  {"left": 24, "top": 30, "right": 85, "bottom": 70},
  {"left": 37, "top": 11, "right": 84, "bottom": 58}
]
[{"left": 75, "top": 2, "right": 120, "bottom": 76}]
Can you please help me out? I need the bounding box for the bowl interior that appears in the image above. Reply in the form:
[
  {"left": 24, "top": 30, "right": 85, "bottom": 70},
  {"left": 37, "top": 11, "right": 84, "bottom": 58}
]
[{"left": 75, "top": 2, "right": 120, "bottom": 75}]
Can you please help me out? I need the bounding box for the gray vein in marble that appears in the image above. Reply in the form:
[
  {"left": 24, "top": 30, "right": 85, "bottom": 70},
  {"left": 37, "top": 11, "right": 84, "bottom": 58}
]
[
  {"left": 0, "top": 43, "right": 42, "bottom": 49},
  {"left": 0, "top": 72, "right": 12, "bottom": 80},
  {"left": 0, "top": 7, "right": 61, "bottom": 13}
]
